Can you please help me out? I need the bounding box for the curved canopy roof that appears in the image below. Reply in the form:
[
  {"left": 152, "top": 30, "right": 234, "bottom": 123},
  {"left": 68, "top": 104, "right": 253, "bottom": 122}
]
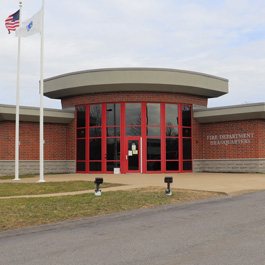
[{"left": 44, "top": 68, "right": 228, "bottom": 99}]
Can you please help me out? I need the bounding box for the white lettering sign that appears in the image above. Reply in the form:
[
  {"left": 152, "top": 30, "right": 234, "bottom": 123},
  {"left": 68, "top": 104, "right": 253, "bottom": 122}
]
[{"left": 206, "top": 133, "right": 254, "bottom": 146}]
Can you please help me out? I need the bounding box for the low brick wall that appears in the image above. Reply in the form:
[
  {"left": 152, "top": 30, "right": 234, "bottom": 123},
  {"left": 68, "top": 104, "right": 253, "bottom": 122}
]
[
  {"left": 0, "top": 160, "right": 75, "bottom": 176},
  {"left": 193, "top": 159, "right": 265, "bottom": 173}
]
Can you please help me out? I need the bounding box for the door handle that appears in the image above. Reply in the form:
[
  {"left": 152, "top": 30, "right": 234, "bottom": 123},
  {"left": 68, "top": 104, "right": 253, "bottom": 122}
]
[{"left": 126, "top": 155, "right": 128, "bottom": 160}]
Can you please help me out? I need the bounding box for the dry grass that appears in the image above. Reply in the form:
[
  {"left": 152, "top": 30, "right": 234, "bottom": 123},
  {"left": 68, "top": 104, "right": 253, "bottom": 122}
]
[
  {"left": 0, "top": 187, "right": 225, "bottom": 231},
  {"left": 0, "top": 181, "right": 120, "bottom": 197}
]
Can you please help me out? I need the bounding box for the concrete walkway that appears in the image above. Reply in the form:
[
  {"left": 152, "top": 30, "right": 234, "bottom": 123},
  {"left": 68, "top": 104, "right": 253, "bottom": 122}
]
[{"left": 1, "top": 172, "right": 265, "bottom": 198}]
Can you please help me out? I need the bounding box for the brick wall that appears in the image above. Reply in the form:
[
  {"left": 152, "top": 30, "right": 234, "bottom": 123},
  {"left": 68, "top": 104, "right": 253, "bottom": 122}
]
[
  {"left": 0, "top": 121, "right": 68, "bottom": 160},
  {"left": 193, "top": 120, "right": 265, "bottom": 160},
  {"left": 66, "top": 119, "right": 75, "bottom": 160},
  {"left": 61, "top": 91, "right": 208, "bottom": 108}
]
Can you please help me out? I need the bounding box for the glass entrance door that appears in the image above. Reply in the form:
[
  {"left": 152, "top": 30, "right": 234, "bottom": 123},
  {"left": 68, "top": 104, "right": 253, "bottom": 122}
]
[{"left": 126, "top": 138, "right": 141, "bottom": 173}]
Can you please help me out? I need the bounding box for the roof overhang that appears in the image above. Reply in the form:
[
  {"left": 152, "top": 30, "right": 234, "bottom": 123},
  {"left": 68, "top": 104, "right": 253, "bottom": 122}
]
[
  {"left": 194, "top": 103, "right": 265, "bottom": 123},
  {"left": 44, "top": 68, "right": 228, "bottom": 99},
  {"left": 0, "top": 104, "right": 74, "bottom": 124}
]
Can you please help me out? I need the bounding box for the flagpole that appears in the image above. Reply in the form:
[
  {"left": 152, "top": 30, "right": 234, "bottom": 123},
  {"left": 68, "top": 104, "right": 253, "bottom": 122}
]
[
  {"left": 39, "top": 0, "right": 45, "bottom": 182},
  {"left": 14, "top": 1, "right": 23, "bottom": 181}
]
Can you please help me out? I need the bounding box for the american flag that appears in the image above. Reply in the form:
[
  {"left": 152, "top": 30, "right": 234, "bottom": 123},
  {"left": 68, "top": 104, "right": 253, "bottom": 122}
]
[{"left": 5, "top": 10, "right": 20, "bottom": 34}]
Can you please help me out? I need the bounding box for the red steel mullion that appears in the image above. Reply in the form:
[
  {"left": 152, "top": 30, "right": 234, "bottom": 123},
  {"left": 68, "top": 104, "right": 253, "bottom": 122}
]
[
  {"left": 102, "top": 104, "right": 107, "bottom": 173},
  {"left": 179, "top": 104, "right": 183, "bottom": 172},
  {"left": 86, "top": 104, "right": 90, "bottom": 173},
  {"left": 161, "top": 103, "right": 166, "bottom": 172}
]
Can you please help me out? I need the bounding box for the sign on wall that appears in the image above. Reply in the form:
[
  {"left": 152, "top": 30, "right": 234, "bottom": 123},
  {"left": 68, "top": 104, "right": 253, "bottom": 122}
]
[{"left": 206, "top": 133, "right": 254, "bottom": 146}]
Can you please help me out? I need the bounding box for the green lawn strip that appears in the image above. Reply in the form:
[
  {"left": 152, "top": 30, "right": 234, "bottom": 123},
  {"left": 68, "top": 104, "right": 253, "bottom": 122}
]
[
  {"left": 0, "top": 188, "right": 225, "bottom": 231},
  {"left": 0, "top": 181, "right": 120, "bottom": 197},
  {"left": 0, "top": 174, "right": 36, "bottom": 180}
]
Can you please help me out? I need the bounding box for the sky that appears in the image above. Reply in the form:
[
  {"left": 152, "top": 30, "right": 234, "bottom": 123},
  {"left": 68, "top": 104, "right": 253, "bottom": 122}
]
[{"left": 1, "top": 0, "right": 265, "bottom": 109}]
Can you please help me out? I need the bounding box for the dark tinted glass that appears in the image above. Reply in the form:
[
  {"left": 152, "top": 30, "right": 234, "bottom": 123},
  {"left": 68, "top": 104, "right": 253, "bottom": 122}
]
[
  {"left": 166, "top": 104, "right": 178, "bottom": 126},
  {"left": 107, "top": 138, "right": 120, "bottom": 160},
  {"left": 182, "top": 128, "right": 191, "bottom": 137},
  {"left": 125, "top": 103, "right": 141, "bottom": 125},
  {"left": 107, "top": 127, "right": 120, "bottom": 137},
  {"left": 166, "top": 138, "right": 179, "bottom": 160},
  {"left": 182, "top": 105, "right": 191, "bottom": 126},
  {"left": 146, "top": 103, "right": 160, "bottom": 125},
  {"left": 126, "top": 126, "right": 141, "bottom": 136},
  {"left": 77, "top": 162, "right": 86, "bottom": 172},
  {"left": 107, "top": 162, "right": 120, "bottom": 172},
  {"left": 166, "top": 127, "right": 179, "bottom": 137},
  {"left": 147, "top": 138, "right": 161, "bottom": 160},
  {"left": 166, "top": 161, "right": 179, "bottom": 171},
  {"left": 89, "top": 139, "right": 101, "bottom": 160},
  {"left": 90, "top": 105, "right": 101, "bottom": 126},
  {"left": 77, "top": 139, "right": 86, "bottom": 160},
  {"left": 77, "top": 129, "right": 86, "bottom": 138},
  {"left": 183, "top": 161, "right": 192, "bottom": 171},
  {"left": 147, "top": 161, "right": 161, "bottom": 171},
  {"left": 147, "top": 127, "right": 161, "bottom": 136},
  {"left": 107, "top": 104, "right": 120, "bottom": 126},
  {"left": 90, "top": 162, "right": 101, "bottom": 171},
  {"left": 77, "top": 106, "right": 86, "bottom": 127},
  {"left": 183, "top": 138, "right": 192, "bottom": 159},
  {"left": 89, "top": 128, "right": 101, "bottom": 137}
]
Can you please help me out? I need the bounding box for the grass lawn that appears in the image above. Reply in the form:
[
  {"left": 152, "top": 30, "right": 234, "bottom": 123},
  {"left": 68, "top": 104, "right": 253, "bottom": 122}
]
[
  {"left": 0, "top": 181, "right": 120, "bottom": 197},
  {"left": 0, "top": 174, "right": 36, "bottom": 180},
  {"left": 0, "top": 187, "right": 225, "bottom": 231}
]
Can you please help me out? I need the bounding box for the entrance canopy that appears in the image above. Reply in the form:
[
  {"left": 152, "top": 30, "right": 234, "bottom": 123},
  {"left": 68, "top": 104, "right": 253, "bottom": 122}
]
[{"left": 44, "top": 68, "right": 228, "bottom": 99}]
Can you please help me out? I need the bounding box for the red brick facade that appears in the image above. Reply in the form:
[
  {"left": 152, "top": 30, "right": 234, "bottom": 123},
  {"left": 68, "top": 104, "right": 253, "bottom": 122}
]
[
  {"left": 0, "top": 121, "right": 68, "bottom": 160},
  {"left": 66, "top": 120, "right": 76, "bottom": 160},
  {"left": 61, "top": 91, "right": 208, "bottom": 108},
  {"left": 193, "top": 120, "right": 265, "bottom": 159}
]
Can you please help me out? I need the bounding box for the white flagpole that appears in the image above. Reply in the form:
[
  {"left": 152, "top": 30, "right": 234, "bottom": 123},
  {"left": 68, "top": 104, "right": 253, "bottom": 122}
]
[
  {"left": 39, "top": 0, "right": 45, "bottom": 182},
  {"left": 14, "top": 2, "right": 23, "bottom": 181}
]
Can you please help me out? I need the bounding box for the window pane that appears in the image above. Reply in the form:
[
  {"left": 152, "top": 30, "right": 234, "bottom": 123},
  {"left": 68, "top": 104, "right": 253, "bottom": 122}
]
[
  {"left": 107, "top": 104, "right": 120, "bottom": 126},
  {"left": 126, "top": 126, "right": 141, "bottom": 136},
  {"left": 166, "top": 127, "right": 179, "bottom": 137},
  {"left": 166, "top": 138, "right": 179, "bottom": 160},
  {"left": 77, "top": 162, "right": 86, "bottom": 172},
  {"left": 166, "top": 161, "right": 179, "bottom": 171},
  {"left": 90, "top": 128, "right": 101, "bottom": 137},
  {"left": 146, "top": 103, "right": 160, "bottom": 125},
  {"left": 107, "top": 127, "right": 120, "bottom": 137},
  {"left": 77, "top": 106, "right": 86, "bottom": 127},
  {"left": 125, "top": 103, "right": 141, "bottom": 125},
  {"left": 90, "top": 139, "right": 101, "bottom": 160},
  {"left": 183, "top": 138, "right": 192, "bottom": 159},
  {"left": 183, "top": 161, "right": 192, "bottom": 171},
  {"left": 90, "top": 162, "right": 101, "bottom": 171},
  {"left": 90, "top": 105, "right": 101, "bottom": 126},
  {"left": 147, "top": 161, "right": 161, "bottom": 171},
  {"left": 183, "top": 128, "right": 191, "bottom": 137},
  {"left": 147, "top": 138, "right": 161, "bottom": 160},
  {"left": 107, "top": 162, "right": 121, "bottom": 172},
  {"left": 182, "top": 105, "right": 191, "bottom": 127},
  {"left": 107, "top": 138, "right": 120, "bottom": 160},
  {"left": 147, "top": 127, "right": 161, "bottom": 136},
  {"left": 77, "top": 139, "right": 86, "bottom": 160},
  {"left": 77, "top": 129, "right": 86, "bottom": 138},
  {"left": 166, "top": 104, "right": 178, "bottom": 126}
]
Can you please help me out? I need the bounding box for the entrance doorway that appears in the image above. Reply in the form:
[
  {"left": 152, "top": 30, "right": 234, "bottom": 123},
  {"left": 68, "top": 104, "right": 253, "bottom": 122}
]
[{"left": 126, "top": 137, "right": 141, "bottom": 173}]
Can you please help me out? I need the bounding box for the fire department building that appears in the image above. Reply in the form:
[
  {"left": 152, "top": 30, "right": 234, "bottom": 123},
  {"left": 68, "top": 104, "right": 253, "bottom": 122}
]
[{"left": 0, "top": 68, "right": 265, "bottom": 175}]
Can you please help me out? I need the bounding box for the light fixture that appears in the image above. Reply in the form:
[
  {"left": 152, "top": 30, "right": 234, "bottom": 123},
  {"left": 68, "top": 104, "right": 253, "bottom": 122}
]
[
  {"left": 164, "top": 177, "right": 173, "bottom": 196},
  {"left": 94, "top": 178, "right": 103, "bottom": 196}
]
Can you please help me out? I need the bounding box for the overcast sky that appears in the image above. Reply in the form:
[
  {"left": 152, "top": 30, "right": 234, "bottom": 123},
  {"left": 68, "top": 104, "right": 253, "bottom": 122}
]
[{"left": 1, "top": 0, "right": 265, "bottom": 109}]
